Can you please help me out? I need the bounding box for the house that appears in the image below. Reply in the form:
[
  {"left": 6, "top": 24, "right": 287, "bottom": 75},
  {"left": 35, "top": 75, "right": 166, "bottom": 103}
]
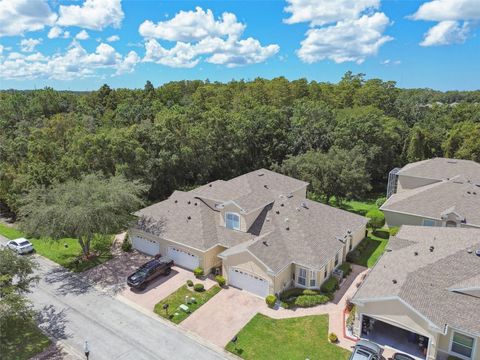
[
  {"left": 352, "top": 226, "right": 480, "bottom": 360},
  {"left": 129, "top": 169, "right": 367, "bottom": 297},
  {"left": 382, "top": 158, "right": 480, "bottom": 228}
]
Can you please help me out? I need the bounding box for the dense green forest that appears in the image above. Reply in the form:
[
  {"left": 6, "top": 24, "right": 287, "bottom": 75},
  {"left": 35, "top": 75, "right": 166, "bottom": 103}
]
[{"left": 1, "top": 72, "right": 479, "bottom": 215}]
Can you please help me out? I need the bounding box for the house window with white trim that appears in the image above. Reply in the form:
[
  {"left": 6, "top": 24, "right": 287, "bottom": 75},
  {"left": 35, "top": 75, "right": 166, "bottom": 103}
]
[
  {"left": 225, "top": 212, "right": 240, "bottom": 230},
  {"left": 309, "top": 271, "right": 316, "bottom": 287},
  {"left": 298, "top": 268, "right": 306, "bottom": 286},
  {"left": 422, "top": 218, "right": 436, "bottom": 227},
  {"left": 324, "top": 267, "right": 328, "bottom": 279},
  {"left": 451, "top": 331, "right": 475, "bottom": 359}
]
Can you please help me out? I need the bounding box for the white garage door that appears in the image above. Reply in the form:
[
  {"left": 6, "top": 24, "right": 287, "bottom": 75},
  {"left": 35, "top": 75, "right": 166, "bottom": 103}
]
[
  {"left": 167, "top": 247, "right": 199, "bottom": 270},
  {"left": 228, "top": 268, "right": 269, "bottom": 298},
  {"left": 132, "top": 236, "right": 160, "bottom": 256}
]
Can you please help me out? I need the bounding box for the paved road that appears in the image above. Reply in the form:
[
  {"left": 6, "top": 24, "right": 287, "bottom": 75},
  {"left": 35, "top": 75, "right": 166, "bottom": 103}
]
[{"left": 1, "top": 235, "right": 228, "bottom": 360}]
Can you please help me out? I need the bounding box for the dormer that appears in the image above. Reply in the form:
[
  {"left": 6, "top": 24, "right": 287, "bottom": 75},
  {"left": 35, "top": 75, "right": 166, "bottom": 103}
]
[
  {"left": 440, "top": 206, "right": 464, "bottom": 227},
  {"left": 217, "top": 201, "right": 247, "bottom": 232}
]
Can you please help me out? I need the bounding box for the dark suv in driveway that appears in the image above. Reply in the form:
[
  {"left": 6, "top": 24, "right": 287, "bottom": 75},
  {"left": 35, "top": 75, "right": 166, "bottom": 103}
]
[{"left": 127, "top": 257, "right": 174, "bottom": 290}]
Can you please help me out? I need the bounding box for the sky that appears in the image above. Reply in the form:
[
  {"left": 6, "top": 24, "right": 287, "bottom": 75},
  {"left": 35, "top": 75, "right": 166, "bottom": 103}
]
[{"left": 0, "top": 0, "right": 479, "bottom": 91}]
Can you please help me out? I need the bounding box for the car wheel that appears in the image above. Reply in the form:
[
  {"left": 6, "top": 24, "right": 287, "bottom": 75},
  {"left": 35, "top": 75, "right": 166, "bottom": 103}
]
[
  {"left": 139, "top": 283, "right": 147, "bottom": 291},
  {"left": 165, "top": 268, "right": 171, "bottom": 275}
]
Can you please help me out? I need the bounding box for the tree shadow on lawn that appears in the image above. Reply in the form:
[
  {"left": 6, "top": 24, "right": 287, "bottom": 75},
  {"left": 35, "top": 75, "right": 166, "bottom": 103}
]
[
  {"left": 37, "top": 305, "right": 69, "bottom": 340},
  {"left": 43, "top": 266, "right": 93, "bottom": 296},
  {"left": 30, "top": 343, "right": 67, "bottom": 360}
]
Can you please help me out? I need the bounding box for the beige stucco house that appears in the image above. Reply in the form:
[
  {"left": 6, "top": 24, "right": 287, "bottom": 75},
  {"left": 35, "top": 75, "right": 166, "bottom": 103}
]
[
  {"left": 352, "top": 226, "right": 480, "bottom": 360},
  {"left": 382, "top": 158, "right": 480, "bottom": 229},
  {"left": 129, "top": 169, "right": 367, "bottom": 297}
]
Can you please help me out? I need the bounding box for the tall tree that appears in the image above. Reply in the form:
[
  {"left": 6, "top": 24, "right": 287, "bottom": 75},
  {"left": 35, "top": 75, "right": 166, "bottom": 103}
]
[{"left": 18, "top": 174, "right": 147, "bottom": 257}]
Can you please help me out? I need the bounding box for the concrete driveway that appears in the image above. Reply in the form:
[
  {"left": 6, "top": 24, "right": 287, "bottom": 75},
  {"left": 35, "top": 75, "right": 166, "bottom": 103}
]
[
  {"left": 118, "top": 266, "right": 216, "bottom": 311},
  {"left": 180, "top": 287, "right": 264, "bottom": 347}
]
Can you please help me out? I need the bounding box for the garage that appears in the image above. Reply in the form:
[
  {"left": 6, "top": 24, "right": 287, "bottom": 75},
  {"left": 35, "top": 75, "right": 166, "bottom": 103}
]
[
  {"left": 227, "top": 267, "right": 269, "bottom": 298},
  {"left": 167, "top": 246, "right": 200, "bottom": 270},
  {"left": 361, "top": 315, "right": 429, "bottom": 359},
  {"left": 131, "top": 236, "right": 160, "bottom": 256}
]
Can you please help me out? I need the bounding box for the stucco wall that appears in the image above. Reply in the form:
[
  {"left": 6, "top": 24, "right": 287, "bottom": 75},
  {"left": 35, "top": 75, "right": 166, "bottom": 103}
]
[
  {"left": 397, "top": 175, "right": 440, "bottom": 192},
  {"left": 273, "top": 264, "right": 293, "bottom": 294},
  {"left": 383, "top": 210, "right": 433, "bottom": 227},
  {"left": 437, "top": 327, "right": 480, "bottom": 360},
  {"left": 354, "top": 299, "right": 442, "bottom": 360}
]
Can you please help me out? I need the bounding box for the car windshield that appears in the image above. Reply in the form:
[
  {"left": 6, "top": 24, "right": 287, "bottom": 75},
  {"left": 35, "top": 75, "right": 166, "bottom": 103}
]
[
  {"left": 136, "top": 269, "right": 149, "bottom": 277},
  {"left": 395, "top": 355, "right": 414, "bottom": 360},
  {"left": 354, "top": 349, "right": 373, "bottom": 360},
  {"left": 19, "top": 241, "right": 30, "bottom": 246}
]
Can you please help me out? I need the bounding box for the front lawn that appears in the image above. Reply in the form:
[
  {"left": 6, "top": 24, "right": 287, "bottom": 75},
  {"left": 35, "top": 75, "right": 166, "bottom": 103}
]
[
  {"left": 226, "top": 314, "right": 350, "bottom": 360},
  {"left": 0, "top": 319, "right": 51, "bottom": 360},
  {"left": 0, "top": 223, "right": 113, "bottom": 272},
  {"left": 154, "top": 285, "right": 221, "bottom": 324},
  {"left": 347, "top": 230, "right": 389, "bottom": 267},
  {"left": 330, "top": 198, "right": 380, "bottom": 216}
]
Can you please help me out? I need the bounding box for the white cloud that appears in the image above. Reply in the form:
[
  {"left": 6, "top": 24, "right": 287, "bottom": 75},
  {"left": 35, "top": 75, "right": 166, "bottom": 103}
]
[
  {"left": 411, "top": 0, "right": 480, "bottom": 46},
  {"left": 75, "top": 30, "right": 90, "bottom": 40},
  {"left": 284, "top": 0, "right": 380, "bottom": 26},
  {"left": 298, "top": 13, "right": 392, "bottom": 64},
  {"left": 0, "top": 0, "right": 57, "bottom": 37},
  {"left": 57, "top": 0, "right": 124, "bottom": 30},
  {"left": 420, "top": 21, "right": 470, "bottom": 46},
  {"left": 107, "top": 35, "right": 120, "bottom": 42},
  {"left": 20, "top": 38, "right": 42, "bottom": 52},
  {"left": 48, "top": 26, "right": 70, "bottom": 39},
  {"left": 381, "top": 59, "right": 401, "bottom": 66},
  {"left": 140, "top": 7, "right": 278, "bottom": 68},
  {"left": 0, "top": 44, "right": 3, "bottom": 54},
  {"left": 284, "top": 0, "right": 392, "bottom": 63},
  {"left": 139, "top": 7, "right": 245, "bottom": 42},
  {"left": 0, "top": 41, "right": 139, "bottom": 80}
]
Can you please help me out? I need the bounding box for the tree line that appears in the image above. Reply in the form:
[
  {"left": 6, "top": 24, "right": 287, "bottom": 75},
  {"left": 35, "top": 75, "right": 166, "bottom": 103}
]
[{"left": 1, "top": 73, "right": 479, "bottom": 214}]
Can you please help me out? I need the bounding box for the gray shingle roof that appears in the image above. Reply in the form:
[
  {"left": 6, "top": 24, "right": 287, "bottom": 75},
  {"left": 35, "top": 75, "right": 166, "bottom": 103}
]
[
  {"left": 354, "top": 226, "right": 480, "bottom": 335},
  {"left": 381, "top": 179, "right": 480, "bottom": 226},
  {"left": 134, "top": 169, "right": 366, "bottom": 274},
  {"left": 398, "top": 157, "right": 480, "bottom": 183}
]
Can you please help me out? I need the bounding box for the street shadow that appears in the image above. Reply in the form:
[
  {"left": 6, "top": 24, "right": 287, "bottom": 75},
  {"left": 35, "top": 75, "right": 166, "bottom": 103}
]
[
  {"left": 37, "top": 305, "right": 69, "bottom": 340},
  {"left": 43, "top": 266, "right": 93, "bottom": 296}
]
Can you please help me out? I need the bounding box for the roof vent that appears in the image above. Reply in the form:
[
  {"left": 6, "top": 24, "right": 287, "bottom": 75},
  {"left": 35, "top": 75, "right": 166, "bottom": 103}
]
[
  {"left": 209, "top": 184, "right": 212, "bottom": 187},
  {"left": 287, "top": 193, "right": 294, "bottom": 198},
  {"left": 174, "top": 200, "right": 178, "bottom": 203},
  {"left": 300, "top": 202, "right": 308, "bottom": 209},
  {"left": 392, "top": 279, "right": 397, "bottom": 284},
  {"left": 264, "top": 184, "right": 269, "bottom": 189},
  {"left": 187, "top": 216, "right": 191, "bottom": 220},
  {"left": 276, "top": 210, "right": 280, "bottom": 215},
  {"left": 429, "top": 246, "right": 434, "bottom": 252},
  {"left": 280, "top": 203, "right": 284, "bottom": 207},
  {"left": 262, "top": 240, "right": 269, "bottom": 246},
  {"left": 188, "top": 201, "right": 191, "bottom": 204},
  {"left": 286, "top": 226, "right": 290, "bottom": 231},
  {"left": 296, "top": 207, "right": 301, "bottom": 211},
  {"left": 414, "top": 251, "right": 419, "bottom": 256},
  {"left": 476, "top": 249, "right": 480, "bottom": 257},
  {"left": 284, "top": 218, "right": 289, "bottom": 223},
  {"left": 467, "top": 248, "right": 473, "bottom": 254},
  {"left": 258, "top": 172, "right": 264, "bottom": 176}
]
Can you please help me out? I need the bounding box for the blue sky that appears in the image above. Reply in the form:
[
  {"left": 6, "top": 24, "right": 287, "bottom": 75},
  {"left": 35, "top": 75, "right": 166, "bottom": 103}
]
[{"left": 0, "top": 0, "right": 479, "bottom": 91}]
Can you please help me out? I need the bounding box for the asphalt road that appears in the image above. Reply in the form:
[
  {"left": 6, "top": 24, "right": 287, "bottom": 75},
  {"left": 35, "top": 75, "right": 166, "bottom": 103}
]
[{"left": 1, "top": 234, "right": 228, "bottom": 360}]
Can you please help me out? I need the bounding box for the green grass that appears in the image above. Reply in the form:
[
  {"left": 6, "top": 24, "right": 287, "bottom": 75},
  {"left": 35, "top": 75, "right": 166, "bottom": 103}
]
[
  {"left": 330, "top": 198, "right": 379, "bottom": 216},
  {"left": 154, "top": 285, "right": 221, "bottom": 324},
  {"left": 348, "top": 230, "right": 389, "bottom": 268},
  {"left": 0, "top": 319, "right": 51, "bottom": 360},
  {"left": 226, "top": 314, "right": 351, "bottom": 360},
  {"left": 0, "top": 223, "right": 112, "bottom": 272}
]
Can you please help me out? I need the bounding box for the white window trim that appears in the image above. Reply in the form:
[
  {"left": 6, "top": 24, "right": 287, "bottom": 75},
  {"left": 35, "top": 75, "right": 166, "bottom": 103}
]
[
  {"left": 309, "top": 270, "right": 316, "bottom": 287},
  {"left": 225, "top": 212, "right": 240, "bottom": 230},
  {"left": 422, "top": 218, "right": 437, "bottom": 227},
  {"left": 449, "top": 329, "right": 477, "bottom": 360},
  {"left": 297, "top": 268, "right": 307, "bottom": 286}
]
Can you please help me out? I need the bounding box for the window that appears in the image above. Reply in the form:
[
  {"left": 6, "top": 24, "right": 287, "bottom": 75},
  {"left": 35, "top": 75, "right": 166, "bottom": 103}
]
[
  {"left": 451, "top": 331, "right": 475, "bottom": 359},
  {"left": 335, "top": 252, "right": 339, "bottom": 266},
  {"left": 225, "top": 212, "right": 240, "bottom": 230},
  {"left": 324, "top": 267, "right": 328, "bottom": 279},
  {"left": 422, "top": 218, "right": 436, "bottom": 227},
  {"left": 349, "top": 239, "right": 353, "bottom": 251},
  {"left": 309, "top": 271, "right": 316, "bottom": 287},
  {"left": 298, "top": 268, "right": 306, "bottom": 286}
]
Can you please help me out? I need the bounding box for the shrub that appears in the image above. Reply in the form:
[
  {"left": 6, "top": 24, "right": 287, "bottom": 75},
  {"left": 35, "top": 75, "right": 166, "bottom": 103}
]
[
  {"left": 186, "top": 279, "right": 193, "bottom": 287},
  {"left": 338, "top": 262, "right": 352, "bottom": 277},
  {"left": 193, "top": 267, "right": 204, "bottom": 278},
  {"left": 366, "top": 209, "right": 385, "bottom": 230},
  {"left": 215, "top": 275, "right": 226, "bottom": 287},
  {"left": 265, "top": 294, "right": 277, "bottom": 307},
  {"left": 294, "top": 294, "right": 330, "bottom": 307},
  {"left": 389, "top": 226, "right": 400, "bottom": 236},
  {"left": 321, "top": 277, "right": 339, "bottom": 294},
  {"left": 279, "top": 287, "right": 305, "bottom": 301},
  {"left": 346, "top": 305, "right": 356, "bottom": 330},
  {"left": 193, "top": 283, "right": 204, "bottom": 292},
  {"left": 302, "top": 289, "right": 319, "bottom": 295},
  {"left": 375, "top": 197, "right": 386, "bottom": 207},
  {"left": 121, "top": 234, "right": 132, "bottom": 252},
  {"left": 373, "top": 229, "right": 390, "bottom": 239},
  {"left": 447, "top": 357, "right": 462, "bottom": 360},
  {"left": 328, "top": 333, "right": 338, "bottom": 343}
]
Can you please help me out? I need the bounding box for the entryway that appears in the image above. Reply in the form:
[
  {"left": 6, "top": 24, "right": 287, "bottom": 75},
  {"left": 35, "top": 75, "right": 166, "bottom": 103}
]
[{"left": 361, "top": 315, "right": 428, "bottom": 359}]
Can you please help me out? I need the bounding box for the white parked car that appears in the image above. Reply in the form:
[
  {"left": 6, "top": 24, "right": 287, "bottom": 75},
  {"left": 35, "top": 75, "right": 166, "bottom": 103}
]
[{"left": 6, "top": 238, "right": 34, "bottom": 254}]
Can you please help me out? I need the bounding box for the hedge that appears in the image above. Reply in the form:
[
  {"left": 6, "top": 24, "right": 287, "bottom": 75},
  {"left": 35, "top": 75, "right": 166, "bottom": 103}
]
[
  {"left": 193, "top": 267, "right": 204, "bottom": 278},
  {"left": 265, "top": 294, "right": 277, "bottom": 307},
  {"left": 373, "top": 229, "right": 390, "bottom": 239},
  {"left": 321, "top": 277, "right": 339, "bottom": 294},
  {"left": 193, "top": 283, "right": 204, "bottom": 292},
  {"left": 294, "top": 294, "right": 330, "bottom": 307},
  {"left": 215, "top": 275, "right": 226, "bottom": 287}
]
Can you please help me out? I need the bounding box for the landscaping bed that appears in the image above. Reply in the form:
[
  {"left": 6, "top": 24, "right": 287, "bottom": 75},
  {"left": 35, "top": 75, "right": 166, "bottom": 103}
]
[
  {"left": 154, "top": 284, "right": 221, "bottom": 324},
  {"left": 0, "top": 223, "right": 113, "bottom": 272},
  {"left": 226, "top": 314, "right": 350, "bottom": 360}
]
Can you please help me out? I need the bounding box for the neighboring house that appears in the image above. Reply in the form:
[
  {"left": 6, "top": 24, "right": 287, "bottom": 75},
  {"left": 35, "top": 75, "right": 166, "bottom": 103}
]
[
  {"left": 382, "top": 158, "right": 480, "bottom": 228},
  {"left": 352, "top": 226, "right": 480, "bottom": 360},
  {"left": 129, "top": 169, "right": 367, "bottom": 297}
]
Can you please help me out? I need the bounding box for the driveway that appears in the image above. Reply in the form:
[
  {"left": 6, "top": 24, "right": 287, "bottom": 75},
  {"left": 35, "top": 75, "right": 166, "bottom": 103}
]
[
  {"left": 118, "top": 266, "right": 216, "bottom": 311},
  {"left": 180, "top": 287, "right": 264, "bottom": 347}
]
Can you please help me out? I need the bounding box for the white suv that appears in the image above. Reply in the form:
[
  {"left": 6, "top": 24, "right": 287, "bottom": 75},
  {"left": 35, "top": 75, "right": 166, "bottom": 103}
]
[{"left": 7, "top": 238, "right": 34, "bottom": 254}]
